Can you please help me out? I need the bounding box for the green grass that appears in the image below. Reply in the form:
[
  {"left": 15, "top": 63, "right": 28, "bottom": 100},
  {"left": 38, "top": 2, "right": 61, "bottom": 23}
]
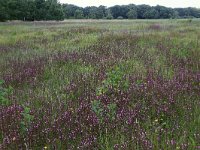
[{"left": 0, "top": 19, "right": 200, "bottom": 149}]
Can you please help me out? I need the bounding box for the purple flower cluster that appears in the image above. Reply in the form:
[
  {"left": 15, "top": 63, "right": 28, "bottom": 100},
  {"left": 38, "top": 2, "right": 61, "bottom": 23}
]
[
  {"left": 0, "top": 29, "right": 199, "bottom": 149},
  {"left": 1, "top": 66, "right": 199, "bottom": 149},
  {"left": 3, "top": 58, "right": 46, "bottom": 87}
]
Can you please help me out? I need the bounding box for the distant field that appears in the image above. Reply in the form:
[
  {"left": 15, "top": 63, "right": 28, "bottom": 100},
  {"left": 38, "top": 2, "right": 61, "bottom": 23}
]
[{"left": 0, "top": 19, "right": 200, "bottom": 149}]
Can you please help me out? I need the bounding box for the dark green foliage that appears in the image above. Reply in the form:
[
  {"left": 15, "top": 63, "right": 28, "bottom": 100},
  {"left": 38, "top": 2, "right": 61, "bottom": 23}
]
[
  {"left": 85, "top": 6, "right": 106, "bottom": 19},
  {"left": 25, "top": 0, "right": 36, "bottom": 21},
  {"left": 127, "top": 9, "right": 137, "bottom": 19},
  {"left": 0, "top": 0, "right": 64, "bottom": 21},
  {"left": 154, "top": 5, "right": 175, "bottom": 19},
  {"left": 144, "top": 8, "right": 159, "bottom": 19},
  {"left": 62, "top": 4, "right": 80, "bottom": 19},
  {"left": 175, "top": 7, "right": 200, "bottom": 18},
  {"left": 74, "top": 9, "right": 84, "bottom": 19},
  {"left": 34, "top": 0, "right": 46, "bottom": 20},
  {"left": 1, "top": 1, "right": 200, "bottom": 21},
  {"left": 0, "top": 0, "right": 9, "bottom": 21},
  {"left": 105, "top": 9, "right": 113, "bottom": 19},
  {"left": 126, "top": 4, "right": 138, "bottom": 19},
  {"left": 46, "top": 0, "right": 64, "bottom": 20},
  {"left": 110, "top": 5, "right": 129, "bottom": 19},
  {"left": 137, "top": 4, "right": 152, "bottom": 19},
  {"left": 62, "top": 4, "right": 200, "bottom": 19}
]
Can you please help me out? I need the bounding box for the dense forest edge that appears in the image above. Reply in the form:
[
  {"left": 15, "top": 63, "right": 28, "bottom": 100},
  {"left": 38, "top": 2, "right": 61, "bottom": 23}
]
[{"left": 0, "top": 0, "right": 200, "bottom": 21}]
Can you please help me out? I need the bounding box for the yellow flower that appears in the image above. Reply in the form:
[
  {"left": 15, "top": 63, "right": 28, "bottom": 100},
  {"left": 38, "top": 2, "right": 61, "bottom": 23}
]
[
  {"left": 44, "top": 146, "right": 48, "bottom": 149},
  {"left": 154, "top": 119, "right": 158, "bottom": 122}
]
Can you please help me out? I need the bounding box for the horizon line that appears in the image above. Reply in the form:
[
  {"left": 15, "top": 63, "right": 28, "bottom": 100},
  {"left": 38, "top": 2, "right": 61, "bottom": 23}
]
[{"left": 59, "top": 2, "right": 200, "bottom": 9}]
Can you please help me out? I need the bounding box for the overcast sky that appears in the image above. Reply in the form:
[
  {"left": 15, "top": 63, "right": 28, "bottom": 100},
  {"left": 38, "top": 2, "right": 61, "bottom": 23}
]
[{"left": 59, "top": 0, "right": 200, "bottom": 8}]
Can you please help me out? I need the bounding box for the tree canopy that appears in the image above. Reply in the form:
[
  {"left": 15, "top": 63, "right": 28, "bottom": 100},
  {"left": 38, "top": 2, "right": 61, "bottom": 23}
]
[
  {"left": 1, "top": 1, "right": 200, "bottom": 21},
  {"left": 0, "top": 0, "right": 64, "bottom": 21},
  {"left": 62, "top": 4, "right": 200, "bottom": 19}
]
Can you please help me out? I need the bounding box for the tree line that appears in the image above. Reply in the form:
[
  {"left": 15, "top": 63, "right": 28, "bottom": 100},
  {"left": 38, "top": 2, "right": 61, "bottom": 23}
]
[
  {"left": 0, "top": 0, "right": 64, "bottom": 21},
  {"left": 1, "top": 0, "right": 200, "bottom": 21}
]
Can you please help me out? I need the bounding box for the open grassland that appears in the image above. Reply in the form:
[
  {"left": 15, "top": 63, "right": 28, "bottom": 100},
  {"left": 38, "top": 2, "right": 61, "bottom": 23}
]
[{"left": 0, "top": 19, "right": 200, "bottom": 149}]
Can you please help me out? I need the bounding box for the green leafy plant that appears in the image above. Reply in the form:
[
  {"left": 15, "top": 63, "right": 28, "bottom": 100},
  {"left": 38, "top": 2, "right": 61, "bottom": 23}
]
[
  {"left": 107, "top": 103, "right": 117, "bottom": 120},
  {"left": 0, "top": 80, "right": 13, "bottom": 106},
  {"left": 91, "top": 100, "right": 104, "bottom": 123},
  {"left": 92, "top": 100, "right": 117, "bottom": 122},
  {"left": 96, "top": 66, "right": 129, "bottom": 96},
  {"left": 136, "top": 79, "right": 143, "bottom": 85},
  {"left": 20, "top": 106, "right": 34, "bottom": 134}
]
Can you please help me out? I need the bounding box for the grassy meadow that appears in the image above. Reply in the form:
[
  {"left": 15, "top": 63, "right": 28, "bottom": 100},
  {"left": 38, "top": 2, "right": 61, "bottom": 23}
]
[{"left": 0, "top": 19, "right": 200, "bottom": 149}]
